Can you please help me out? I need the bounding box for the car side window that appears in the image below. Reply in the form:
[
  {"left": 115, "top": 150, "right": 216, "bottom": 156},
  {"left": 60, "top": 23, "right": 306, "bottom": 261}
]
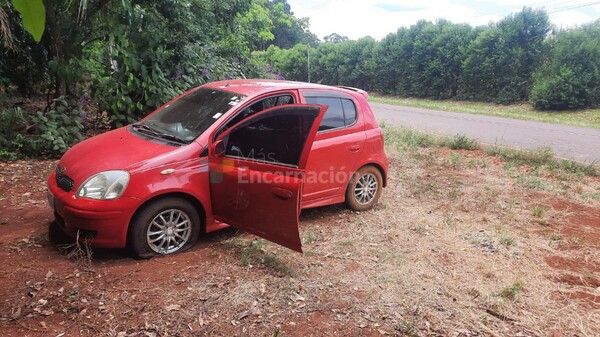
[
  {"left": 223, "top": 107, "right": 316, "bottom": 167},
  {"left": 305, "top": 96, "right": 357, "bottom": 131},
  {"left": 341, "top": 99, "right": 357, "bottom": 126}
]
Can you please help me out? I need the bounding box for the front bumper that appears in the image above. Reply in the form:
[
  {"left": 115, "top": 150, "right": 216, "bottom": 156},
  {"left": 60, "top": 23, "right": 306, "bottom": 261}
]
[{"left": 47, "top": 172, "right": 140, "bottom": 248}]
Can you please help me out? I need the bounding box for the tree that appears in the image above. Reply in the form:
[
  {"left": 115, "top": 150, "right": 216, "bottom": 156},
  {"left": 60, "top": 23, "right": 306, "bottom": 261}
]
[
  {"left": 323, "top": 33, "right": 349, "bottom": 43},
  {"left": 462, "top": 7, "right": 550, "bottom": 103},
  {"left": 241, "top": 0, "right": 319, "bottom": 51},
  {"left": 1, "top": 0, "right": 299, "bottom": 158},
  {"left": 530, "top": 20, "right": 600, "bottom": 110}
]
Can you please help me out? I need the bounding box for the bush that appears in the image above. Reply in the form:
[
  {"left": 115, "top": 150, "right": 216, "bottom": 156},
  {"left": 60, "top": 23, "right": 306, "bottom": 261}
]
[
  {"left": 0, "top": 106, "right": 27, "bottom": 160},
  {"left": 0, "top": 97, "right": 85, "bottom": 160},
  {"left": 32, "top": 98, "right": 85, "bottom": 156},
  {"left": 530, "top": 22, "right": 600, "bottom": 111},
  {"left": 446, "top": 134, "right": 480, "bottom": 150},
  {"left": 530, "top": 66, "right": 591, "bottom": 110}
]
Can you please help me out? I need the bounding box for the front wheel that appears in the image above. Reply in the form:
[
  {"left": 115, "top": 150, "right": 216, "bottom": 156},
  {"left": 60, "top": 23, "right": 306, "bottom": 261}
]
[
  {"left": 345, "top": 166, "right": 383, "bottom": 211},
  {"left": 128, "top": 198, "right": 200, "bottom": 258}
]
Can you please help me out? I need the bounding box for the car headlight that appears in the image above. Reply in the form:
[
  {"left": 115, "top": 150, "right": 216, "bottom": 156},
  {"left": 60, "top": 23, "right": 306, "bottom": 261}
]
[{"left": 76, "top": 170, "right": 130, "bottom": 200}]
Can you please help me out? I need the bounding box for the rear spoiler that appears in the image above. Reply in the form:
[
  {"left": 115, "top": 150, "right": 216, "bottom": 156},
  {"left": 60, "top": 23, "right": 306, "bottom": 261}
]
[{"left": 336, "top": 86, "right": 369, "bottom": 100}]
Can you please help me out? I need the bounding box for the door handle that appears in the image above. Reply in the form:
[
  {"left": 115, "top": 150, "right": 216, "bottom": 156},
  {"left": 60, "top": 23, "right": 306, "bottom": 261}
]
[
  {"left": 272, "top": 187, "right": 293, "bottom": 200},
  {"left": 348, "top": 145, "right": 361, "bottom": 152}
]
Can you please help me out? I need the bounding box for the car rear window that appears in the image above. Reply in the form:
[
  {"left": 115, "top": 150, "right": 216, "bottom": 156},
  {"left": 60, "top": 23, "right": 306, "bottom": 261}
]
[{"left": 305, "top": 96, "right": 357, "bottom": 131}]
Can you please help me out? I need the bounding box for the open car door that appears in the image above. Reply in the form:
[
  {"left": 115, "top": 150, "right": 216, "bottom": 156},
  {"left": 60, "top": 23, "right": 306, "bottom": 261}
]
[{"left": 209, "top": 104, "right": 326, "bottom": 252}]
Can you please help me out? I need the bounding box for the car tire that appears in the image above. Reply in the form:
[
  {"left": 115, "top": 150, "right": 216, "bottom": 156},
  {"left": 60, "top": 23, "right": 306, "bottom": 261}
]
[
  {"left": 128, "top": 198, "right": 200, "bottom": 258},
  {"left": 345, "top": 165, "right": 383, "bottom": 211}
]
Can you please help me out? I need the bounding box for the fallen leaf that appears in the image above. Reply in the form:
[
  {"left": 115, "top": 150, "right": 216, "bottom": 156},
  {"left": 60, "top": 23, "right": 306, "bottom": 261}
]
[
  {"left": 11, "top": 307, "right": 21, "bottom": 320},
  {"left": 165, "top": 304, "right": 181, "bottom": 312},
  {"left": 291, "top": 293, "right": 305, "bottom": 302}
]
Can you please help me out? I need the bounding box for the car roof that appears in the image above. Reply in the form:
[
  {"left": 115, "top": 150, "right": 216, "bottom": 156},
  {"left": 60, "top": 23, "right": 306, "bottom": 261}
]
[{"left": 203, "top": 79, "right": 367, "bottom": 99}]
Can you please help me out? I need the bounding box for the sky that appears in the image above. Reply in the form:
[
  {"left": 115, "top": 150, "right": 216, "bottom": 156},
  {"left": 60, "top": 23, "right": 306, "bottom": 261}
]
[{"left": 286, "top": 0, "right": 600, "bottom": 40}]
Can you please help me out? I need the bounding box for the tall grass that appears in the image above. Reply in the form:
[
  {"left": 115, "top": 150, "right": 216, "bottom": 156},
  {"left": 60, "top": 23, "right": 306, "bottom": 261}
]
[{"left": 383, "top": 125, "right": 598, "bottom": 177}]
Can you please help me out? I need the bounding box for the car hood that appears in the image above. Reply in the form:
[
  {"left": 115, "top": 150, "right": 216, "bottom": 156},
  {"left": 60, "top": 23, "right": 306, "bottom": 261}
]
[{"left": 58, "top": 127, "right": 194, "bottom": 184}]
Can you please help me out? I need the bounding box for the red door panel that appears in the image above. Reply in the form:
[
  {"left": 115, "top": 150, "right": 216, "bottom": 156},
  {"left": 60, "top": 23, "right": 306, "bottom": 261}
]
[
  {"left": 209, "top": 105, "right": 325, "bottom": 252},
  {"left": 210, "top": 161, "right": 305, "bottom": 251}
]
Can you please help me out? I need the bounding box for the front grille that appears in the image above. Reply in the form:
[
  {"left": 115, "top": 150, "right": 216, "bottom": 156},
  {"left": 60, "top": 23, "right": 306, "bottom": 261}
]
[{"left": 55, "top": 166, "right": 74, "bottom": 192}]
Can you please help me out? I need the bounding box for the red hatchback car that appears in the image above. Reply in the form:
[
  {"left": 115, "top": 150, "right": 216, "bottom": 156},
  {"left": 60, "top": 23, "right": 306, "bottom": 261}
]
[{"left": 47, "top": 79, "right": 388, "bottom": 257}]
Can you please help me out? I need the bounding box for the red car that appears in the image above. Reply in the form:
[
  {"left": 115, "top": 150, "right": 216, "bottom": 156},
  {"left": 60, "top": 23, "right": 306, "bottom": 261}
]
[{"left": 47, "top": 79, "right": 388, "bottom": 257}]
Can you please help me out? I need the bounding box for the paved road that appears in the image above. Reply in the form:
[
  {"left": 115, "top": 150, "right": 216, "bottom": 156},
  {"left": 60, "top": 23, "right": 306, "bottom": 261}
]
[{"left": 371, "top": 102, "right": 600, "bottom": 164}]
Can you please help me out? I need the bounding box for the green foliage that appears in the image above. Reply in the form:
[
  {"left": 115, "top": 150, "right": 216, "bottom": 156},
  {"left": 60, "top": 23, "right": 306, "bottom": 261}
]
[
  {"left": 385, "top": 20, "right": 477, "bottom": 98},
  {"left": 531, "top": 205, "right": 547, "bottom": 217},
  {"left": 0, "top": 106, "right": 27, "bottom": 160},
  {"left": 395, "top": 320, "right": 419, "bottom": 337},
  {"left": 239, "top": 239, "right": 292, "bottom": 275},
  {"left": 11, "top": 0, "right": 45, "bottom": 42},
  {"left": 446, "top": 134, "right": 480, "bottom": 150},
  {"left": 462, "top": 8, "right": 549, "bottom": 103},
  {"left": 0, "top": 98, "right": 83, "bottom": 159},
  {"left": 258, "top": 8, "right": 550, "bottom": 105},
  {"left": 498, "top": 281, "right": 524, "bottom": 300},
  {"left": 382, "top": 125, "right": 439, "bottom": 149},
  {"left": 485, "top": 146, "right": 553, "bottom": 166},
  {"left": 85, "top": 1, "right": 254, "bottom": 126},
  {"left": 530, "top": 21, "right": 600, "bottom": 110},
  {"left": 1, "top": 4, "right": 48, "bottom": 96},
  {"left": 486, "top": 146, "right": 597, "bottom": 177},
  {"left": 31, "top": 98, "right": 84, "bottom": 155},
  {"left": 383, "top": 125, "right": 481, "bottom": 153}
]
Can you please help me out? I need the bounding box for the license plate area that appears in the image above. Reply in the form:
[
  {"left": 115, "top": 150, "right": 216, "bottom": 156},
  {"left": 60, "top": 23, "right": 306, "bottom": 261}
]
[{"left": 47, "top": 190, "right": 55, "bottom": 210}]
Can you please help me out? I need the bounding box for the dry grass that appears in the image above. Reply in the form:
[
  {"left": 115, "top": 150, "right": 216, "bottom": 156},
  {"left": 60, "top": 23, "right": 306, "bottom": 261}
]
[
  {"left": 2, "top": 132, "right": 599, "bottom": 336},
  {"left": 184, "top": 134, "right": 600, "bottom": 336}
]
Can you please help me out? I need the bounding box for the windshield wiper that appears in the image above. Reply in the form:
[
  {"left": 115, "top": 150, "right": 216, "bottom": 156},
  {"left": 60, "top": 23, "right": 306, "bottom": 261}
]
[{"left": 131, "top": 124, "right": 188, "bottom": 145}]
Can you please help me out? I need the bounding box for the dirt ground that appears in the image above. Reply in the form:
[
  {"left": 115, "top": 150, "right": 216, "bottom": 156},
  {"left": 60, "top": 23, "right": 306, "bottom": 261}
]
[{"left": 0, "top": 146, "right": 599, "bottom": 337}]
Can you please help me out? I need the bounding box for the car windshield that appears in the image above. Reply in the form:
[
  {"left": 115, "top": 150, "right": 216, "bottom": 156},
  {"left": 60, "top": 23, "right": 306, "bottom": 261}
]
[{"left": 138, "top": 88, "right": 244, "bottom": 143}]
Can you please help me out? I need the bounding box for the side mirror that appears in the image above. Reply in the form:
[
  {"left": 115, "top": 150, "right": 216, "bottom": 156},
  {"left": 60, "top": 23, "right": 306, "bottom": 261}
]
[{"left": 213, "top": 139, "right": 225, "bottom": 157}]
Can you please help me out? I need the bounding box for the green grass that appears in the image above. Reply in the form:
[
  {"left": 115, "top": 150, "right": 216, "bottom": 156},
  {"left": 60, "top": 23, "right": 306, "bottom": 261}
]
[
  {"left": 239, "top": 240, "right": 292, "bottom": 275},
  {"left": 382, "top": 124, "right": 480, "bottom": 151},
  {"left": 581, "top": 193, "right": 600, "bottom": 200},
  {"left": 371, "top": 95, "right": 600, "bottom": 129},
  {"left": 499, "top": 235, "right": 516, "bottom": 247},
  {"left": 447, "top": 134, "right": 480, "bottom": 150},
  {"left": 531, "top": 205, "right": 547, "bottom": 218},
  {"left": 498, "top": 281, "right": 524, "bottom": 301},
  {"left": 485, "top": 146, "right": 553, "bottom": 166},
  {"left": 395, "top": 320, "right": 419, "bottom": 337},
  {"left": 383, "top": 126, "right": 598, "bottom": 194},
  {"left": 485, "top": 146, "right": 598, "bottom": 177}
]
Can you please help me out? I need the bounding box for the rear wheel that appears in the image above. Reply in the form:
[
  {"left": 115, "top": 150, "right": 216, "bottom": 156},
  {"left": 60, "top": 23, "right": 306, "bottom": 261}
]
[
  {"left": 129, "top": 198, "right": 200, "bottom": 258},
  {"left": 345, "top": 166, "right": 383, "bottom": 211}
]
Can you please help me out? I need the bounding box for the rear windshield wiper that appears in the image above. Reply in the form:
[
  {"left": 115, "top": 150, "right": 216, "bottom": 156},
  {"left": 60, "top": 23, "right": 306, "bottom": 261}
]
[{"left": 131, "top": 124, "right": 188, "bottom": 145}]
